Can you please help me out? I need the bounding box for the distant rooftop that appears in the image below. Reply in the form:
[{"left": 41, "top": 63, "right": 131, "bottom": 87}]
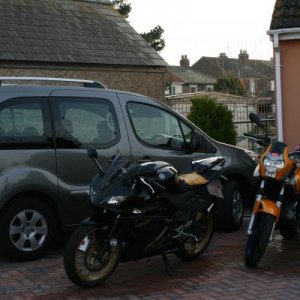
[
  {"left": 191, "top": 51, "right": 273, "bottom": 79},
  {"left": 167, "top": 66, "right": 215, "bottom": 85}
]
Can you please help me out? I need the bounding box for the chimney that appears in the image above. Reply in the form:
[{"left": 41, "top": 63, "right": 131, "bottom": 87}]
[
  {"left": 180, "top": 55, "right": 190, "bottom": 68},
  {"left": 219, "top": 52, "right": 227, "bottom": 59},
  {"left": 239, "top": 50, "right": 249, "bottom": 65}
]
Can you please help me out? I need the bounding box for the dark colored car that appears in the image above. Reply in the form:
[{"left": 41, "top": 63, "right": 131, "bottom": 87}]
[{"left": 0, "top": 77, "right": 255, "bottom": 260}]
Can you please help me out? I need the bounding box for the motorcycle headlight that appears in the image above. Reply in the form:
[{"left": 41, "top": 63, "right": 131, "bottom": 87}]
[
  {"left": 263, "top": 157, "right": 272, "bottom": 167},
  {"left": 274, "top": 159, "right": 285, "bottom": 169},
  {"left": 263, "top": 157, "right": 285, "bottom": 177},
  {"left": 263, "top": 157, "right": 284, "bottom": 169},
  {"left": 106, "top": 195, "right": 126, "bottom": 205}
]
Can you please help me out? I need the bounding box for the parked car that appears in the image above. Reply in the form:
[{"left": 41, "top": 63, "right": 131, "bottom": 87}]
[{"left": 0, "top": 77, "right": 256, "bottom": 260}]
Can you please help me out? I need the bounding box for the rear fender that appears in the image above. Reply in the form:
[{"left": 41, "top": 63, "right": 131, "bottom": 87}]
[{"left": 252, "top": 199, "right": 281, "bottom": 221}]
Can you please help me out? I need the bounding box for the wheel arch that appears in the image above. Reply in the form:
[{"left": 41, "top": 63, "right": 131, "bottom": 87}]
[
  {"left": 224, "top": 173, "right": 254, "bottom": 209},
  {"left": 0, "top": 191, "right": 62, "bottom": 231}
]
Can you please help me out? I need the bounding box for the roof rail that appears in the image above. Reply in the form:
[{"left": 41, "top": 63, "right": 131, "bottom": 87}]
[{"left": 0, "top": 77, "right": 106, "bottom": 89}]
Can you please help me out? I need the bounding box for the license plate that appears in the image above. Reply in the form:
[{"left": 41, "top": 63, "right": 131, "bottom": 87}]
[
  {"left": 79, "top": 237, "right": 90, "bottom": 252},
  {"left": 207, "top": 179, "right": 223, "bottom": 199}
]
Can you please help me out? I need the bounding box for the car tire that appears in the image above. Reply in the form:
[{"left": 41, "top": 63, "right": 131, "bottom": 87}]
[
  {"left": 213, "top": 180, "right": 244, "bottom": 232},
  {"left": 0, "top": 197, "right": 57, "bottom": 261}
]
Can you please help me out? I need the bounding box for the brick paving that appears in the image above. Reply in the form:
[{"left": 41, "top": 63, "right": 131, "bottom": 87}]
[{"left": 1, "top": 219, "right": 300, "bottom": 300}]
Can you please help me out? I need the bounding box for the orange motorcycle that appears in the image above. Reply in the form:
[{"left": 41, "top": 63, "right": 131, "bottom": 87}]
[{"left": 244, "top": 113, "right": 300, "bottom": 266}]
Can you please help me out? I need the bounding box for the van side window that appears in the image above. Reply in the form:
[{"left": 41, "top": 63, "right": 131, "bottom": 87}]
[
  {"left": 52, "top": 97, "right": 119, "bottom": 148},
  {"left": 0, "top": 97, "right": 51, "bottom": 147},
  {"left": 127, "top": 102, "right": 192, "bottom": 150}
]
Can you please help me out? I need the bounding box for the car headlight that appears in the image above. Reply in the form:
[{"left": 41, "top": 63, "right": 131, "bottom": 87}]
[{"left": 244, "top": 149, "right": 259, "bottom": 162}]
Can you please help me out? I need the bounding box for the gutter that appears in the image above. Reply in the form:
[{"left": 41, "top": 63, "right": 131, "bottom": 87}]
[{"left": 267, "top": 28, "right": 300, "bottom": 142}]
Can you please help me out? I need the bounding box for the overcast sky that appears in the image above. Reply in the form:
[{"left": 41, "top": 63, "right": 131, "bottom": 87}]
[{"left": 127, "top": 0, "right": 276, "bottom": 66}]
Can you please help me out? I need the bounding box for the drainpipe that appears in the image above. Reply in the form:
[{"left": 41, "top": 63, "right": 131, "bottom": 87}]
[
  {"left": 268, "top": 28, "right": 300, "bottom": 142},
  {"left": 273, "top": 33, "right": 283, "bottom": 142}
]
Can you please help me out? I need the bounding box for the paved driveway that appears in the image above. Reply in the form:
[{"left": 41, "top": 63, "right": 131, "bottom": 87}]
[{"left": 1, "top": 219, "right": 300, "bottom": 300}]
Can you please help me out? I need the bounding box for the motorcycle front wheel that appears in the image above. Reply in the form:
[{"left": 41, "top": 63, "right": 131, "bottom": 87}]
[
  {"left": 176, "top": 209, "right": 214, "bottom": 261},
  {"left": 244, "top": 212, "right": 276, "bottom": 267},
  {"left": 64, "top": 225, "right": 120, "bottom": 288}
]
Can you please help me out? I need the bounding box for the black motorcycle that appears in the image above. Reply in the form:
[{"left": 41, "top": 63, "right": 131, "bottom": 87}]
[{"left": 64, "top": 146, "right": 226, "bottom": 287}]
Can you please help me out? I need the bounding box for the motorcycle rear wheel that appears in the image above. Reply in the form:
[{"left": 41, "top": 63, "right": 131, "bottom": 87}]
[
  {"left": 64, "top": 225, "right": 120, "bottom": 288},
  {"left": 176, "top": 209, "right": 213, "bottom": 261},
  {"left": 244, "top": 212, "right": 276, "bottom": 267}
]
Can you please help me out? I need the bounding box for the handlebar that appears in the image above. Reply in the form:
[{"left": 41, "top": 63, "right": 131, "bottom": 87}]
[
  {"left": 244, "top": 133, "right": 263, "bottom": 140},
  {"left": 244, "top": 133, "right": 270, "bottom": 147}
]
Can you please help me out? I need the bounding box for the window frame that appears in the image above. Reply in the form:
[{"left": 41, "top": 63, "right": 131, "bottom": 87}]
[
  {"left": 126, "top": 101, "right": 192, "bottom": 151},
  {"left": 0, "top": 97, "right": 53, "bottom": 149},
  {"left": 51, "top": 96, "right": 120, "bottom": 149}
]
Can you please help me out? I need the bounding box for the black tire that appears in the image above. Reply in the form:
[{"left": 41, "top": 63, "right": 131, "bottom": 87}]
[
  {"left": 213, "top": 180, "right": 244, "bottom": 232},
  {"left": 176, "top": 209, "right": 214, "bottom": 261},
  {"left": 64, "top": 224, "right": 120, "bottom": 288},
  {"left": 280, "top": 221, "right": 297, "bottom": 240},
  {"left": 0, "top": 197, "right": 56, "bottom": 261},
  {"left": 244, "top": 212, "right": 276, "bottom": 267}
]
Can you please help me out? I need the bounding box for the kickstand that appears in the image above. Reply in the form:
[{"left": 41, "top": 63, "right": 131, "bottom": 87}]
[{"left": 162, "top": 253, "right": 172, "bottom": 276}]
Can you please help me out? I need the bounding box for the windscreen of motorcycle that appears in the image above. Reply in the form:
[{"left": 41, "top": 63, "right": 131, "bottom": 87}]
[{"left": 90, "top": 152, "right": 139, "bottom": 206}]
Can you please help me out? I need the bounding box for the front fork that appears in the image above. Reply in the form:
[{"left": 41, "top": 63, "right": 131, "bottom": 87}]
[
  {"left": 91, "top": 213, "right": 120, "bottom": 259},
  {"left": 247, "top": 179, "right": 284, "bottom": 241}
]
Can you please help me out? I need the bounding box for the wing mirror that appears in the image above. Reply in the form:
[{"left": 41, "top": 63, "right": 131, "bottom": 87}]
[{"left": 87, "top": 145, "right": 104, "bottom": 174}]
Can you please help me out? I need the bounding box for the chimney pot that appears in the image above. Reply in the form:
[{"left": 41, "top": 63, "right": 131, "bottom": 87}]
[{"left": 180, "top": 55, "right": 190, "bottom": 69}]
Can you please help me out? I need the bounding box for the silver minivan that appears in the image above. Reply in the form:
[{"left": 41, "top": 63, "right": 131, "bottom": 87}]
[{"left": 0, "top": 77, "right": 255, "bottom": 260}]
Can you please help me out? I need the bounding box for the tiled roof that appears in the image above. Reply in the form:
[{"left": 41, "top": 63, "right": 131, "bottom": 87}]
[
  {"left": 167, "top": 66, "right": 215, "bottom": 84},
  {"left": 191, "top": 56, "right": 273, "bottom": 79},
  {"left": 0, "top": 0, "right": 167, "bottom": 66},
  {"left": 270, "top": 0, "right": 300, "bottom": 30}
]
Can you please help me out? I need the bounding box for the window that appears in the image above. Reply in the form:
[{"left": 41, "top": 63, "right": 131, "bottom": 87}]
[
  {"left": 206, "top": 85, "right": 213, "bottom": 92},
  {"left": 190, "top": 85, "right": 197, "bottom": 93},
  {"left": 53, "top": 97, "right": 119, "bottom": 148},
  {"left": 0, "top": 97, "right": 51, "bottom": 147},
  {"left": 127, "top": 102, "right": 193, "bottom": 150}
]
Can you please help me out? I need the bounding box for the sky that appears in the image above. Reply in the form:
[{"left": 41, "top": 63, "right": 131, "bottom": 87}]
[{"left": 127, "top": 0, "right": 276, "bottom": 66}]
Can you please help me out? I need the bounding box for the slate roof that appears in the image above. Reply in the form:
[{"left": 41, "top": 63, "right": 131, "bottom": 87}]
[
  {"left": 167, "top": 66, "right": 215, "bottom": 84},
  {"left": 270, "top": 0, "right": 300, "bottom": 30},
  {"left": 0, "top": 0, "right": 166, "bottom": 66},
  {"left": 191, "top": 56, "right": 273, "bottom": 80}
]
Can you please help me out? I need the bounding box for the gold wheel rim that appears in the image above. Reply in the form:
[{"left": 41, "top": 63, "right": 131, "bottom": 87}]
[
  {"left": 183, "top": 210, "right": 213, "bottom": 255},
  {"left": 74, "top": 228, "right": 119, "bottom": 282}
]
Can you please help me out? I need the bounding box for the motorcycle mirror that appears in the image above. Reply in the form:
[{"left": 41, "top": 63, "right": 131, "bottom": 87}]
[
  {"left": 87, "top": 145, "right": 98, "bottom": 159},
  {"left": 249, "top": 113, "right": 263, "bottom": 127}
]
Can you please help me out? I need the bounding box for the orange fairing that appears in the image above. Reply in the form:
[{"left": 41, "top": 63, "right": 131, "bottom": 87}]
[
  {"left": 259, "top": 145, "right": 294, "bottom": 180},
  {"left": 275, "top": 147, "right": 294, "bottom": 180},
  {"left": 252, "top": 199, "right": 281, "bottom": 220}
]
